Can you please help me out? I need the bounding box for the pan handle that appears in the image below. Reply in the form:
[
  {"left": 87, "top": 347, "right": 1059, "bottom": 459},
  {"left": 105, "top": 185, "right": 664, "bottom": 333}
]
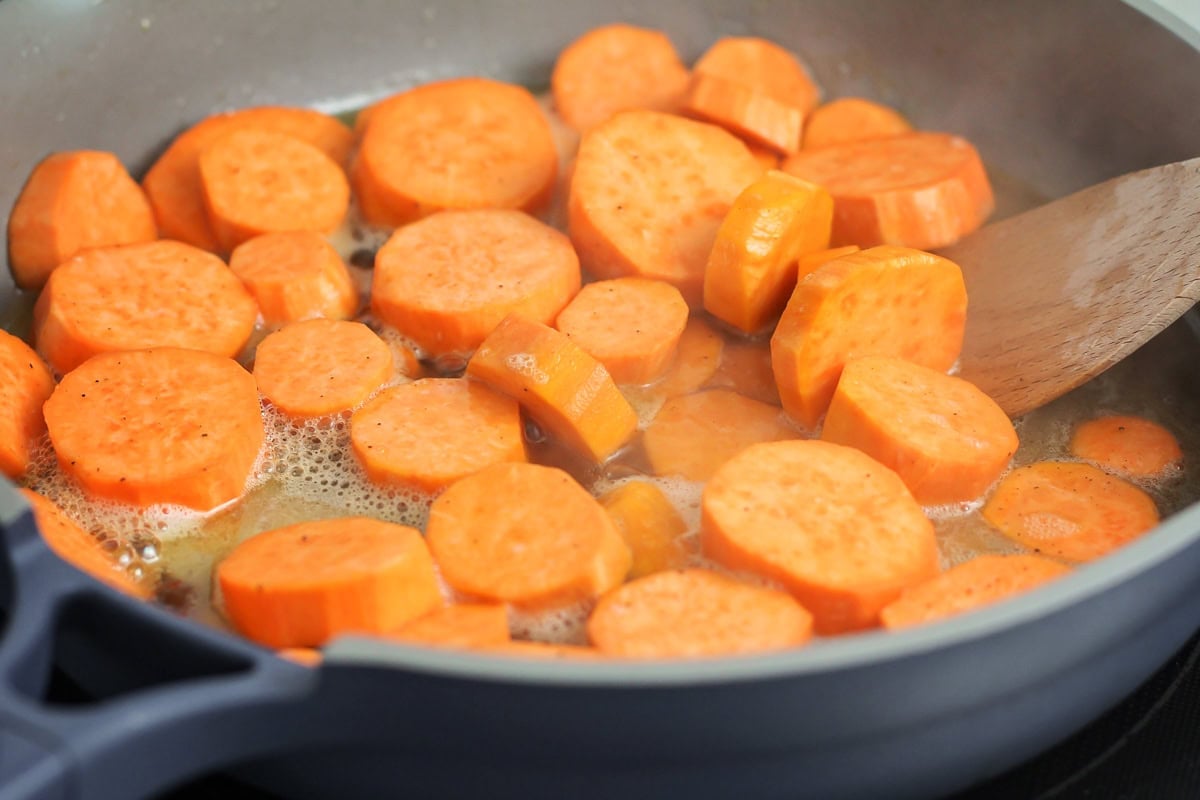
[{"left": 0, "top": 497, "right": 319, "bottom": 800}]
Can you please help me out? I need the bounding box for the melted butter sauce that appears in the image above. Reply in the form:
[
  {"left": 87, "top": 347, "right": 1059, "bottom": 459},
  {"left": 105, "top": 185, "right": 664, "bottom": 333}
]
[{"left": 16, "top": 96, "right": 1200, "bottom": 645}]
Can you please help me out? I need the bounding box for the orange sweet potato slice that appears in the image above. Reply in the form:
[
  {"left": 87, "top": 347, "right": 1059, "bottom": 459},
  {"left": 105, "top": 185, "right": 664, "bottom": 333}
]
[
  {"left": 8, "top": 150, "right": 157, "bottom": 290},
  {"left": 254, "top": 320, "right": 393, "bottom": 418},
  {"left": 600, "top": 481, "right": 692, "bottom": 579},
  {"left": 0, "top": 331, "right": 55, "bottom": 480},
  {"left": 371, "top": 209, "right": 580, "bottom": 359},
  {"left": 822, "top": 356, "right": 1018, "bottom": 504},
  {"left": 587, "top": 568, "right": 813, "bottom": 658},
  {"left": 555, "top": 278, "right": 689, "bottom": 385},
  {"left": 217, "top": 516, "right": 442, "bottom": 648},
  {"left": 143, "top": 106, "right": 352, "bottom": 252},
  {"left": 229, "top": 231, "right": 359, "bottom": 324},
  {"left": 643, "top": 389, "right": 797, "bottom": 482},
  {"left": 42, "top": 348, "right": 265, "bottom": 511},
  {"left": 568, "top": 110, "right": 762, "bottom": 306},
  {"left": 880, "top": 554, "right": 1071, "bottom": 630},
  {"left": 425, "top": 462, "right": 631, "bottom": 609},
  {"left": 33, "top": 240, "right": 258, "bottom": 375},
  {"left": 466, "top": 314, "right": 637, "bottom": 463},
  {"left": 770, "top": 245, "right": 967, "bottom": 429},
  {"left": 551, "top": 23, "right": 691, "bottom": 131},
  {"left": 352, "top": 78, "right": 557, "bottom": 227},
  {"left": 782, "top": 131, "right": 993, "bottom": 250},
  {"left": 981, "top": 462, "right": 1161, "bottom": 563},
  {"left": 350, "top": 378, "right": 526, "bottom": 494},
  {"left": 703, "top": 170, "right": 833, "bottom": 334},
  {"left": 702, "top": 439, "right": 940, "bottom": 634}
]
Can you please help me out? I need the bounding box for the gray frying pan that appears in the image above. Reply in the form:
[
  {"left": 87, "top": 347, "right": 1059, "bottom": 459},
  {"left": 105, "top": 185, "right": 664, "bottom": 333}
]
[{"left": 2, "top": 1, "right": 1199, "bottom": 798}]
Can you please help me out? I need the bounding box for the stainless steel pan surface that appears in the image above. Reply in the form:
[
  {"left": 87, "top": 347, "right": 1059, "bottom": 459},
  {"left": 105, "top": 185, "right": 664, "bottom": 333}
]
[{"left": 1, "top": 2, "right": 1199, "bottom": 799}]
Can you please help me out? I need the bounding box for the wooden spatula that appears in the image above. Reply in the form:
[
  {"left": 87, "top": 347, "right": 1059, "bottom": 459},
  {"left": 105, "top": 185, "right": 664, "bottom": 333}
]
[{"left": 943, "top": 156, "right": 1200, "bottom": 417}]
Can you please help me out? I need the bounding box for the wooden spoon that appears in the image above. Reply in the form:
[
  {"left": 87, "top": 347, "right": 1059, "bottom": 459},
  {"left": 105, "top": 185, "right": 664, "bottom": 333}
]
[{"left": 943, "top": 156, "right": 1200, "bottom": 417}]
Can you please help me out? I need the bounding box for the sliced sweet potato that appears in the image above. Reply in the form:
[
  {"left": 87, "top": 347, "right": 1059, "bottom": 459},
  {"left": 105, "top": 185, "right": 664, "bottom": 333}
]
[
  {"left": 822, "top": 356, "right": 1018, "bottom": 504},
  {"left": 803, "top": 98, "right": 912, "bottom": 150},
  {"left": 350, "top": 378, "right": 527, "bottom": 494},
  {"left": 1069, "top": 415, "right": 1183, "bottom": 478},
  {"left": 683, "top": 73, "right": 805, "bottom": 155},
  {"left": 8, "top": 150, "right": 156, "bottom": 290},
  {"left": 388, "top": 603, "right": 511, "bottom": 649},
  {"left": 702, "top": 439, "right": 940, "bottom": 634},
  {"left": 352, "top": 78, "right": 557, "bottom": 227},
  {"left": 551, "top": 23, "right": 690, "bottom": 130},
  {"left": 42, "top": 348, "right": 265, "bottom": 511},
  {"left": 371, "top": 209, "right": 580, "bottom": 358},
  {"left": 199, "top": 129, "right": 350, "bottom": 252},
  {"left": 770, "top": 245, "right": 968, "bottom": 429},
  {"left": 650, "top": 317, "right": 725, "bottom": 398},
  {"left": 142, "top": 106, "right": 352, "bottom": 251},
  {"left": 600, "top": 481, "right": 692, "bottom": 579},
  {"left": 33, "top": 240, "right": 258, "bottom": 375},
  {"left": 782, "top": 131, "right": 993, "bottom": 250},
  {"left": 254, "top": 320, "right": 393, "bottom": 418},
  {"left": 568, "top": 110, "right": 762, "bottom": 306},
  {"left": 587, "top": 568, "right": 813, "bottom": 658},
  {"left": 693, "top": 37, "right": 821, "bottom": 114},
  {"left": 704, "top": 339, "right": 780, "bottom": 406},
  {"left": 643, "top": 389, "right": 797, "bottom": 482},
  {"left": 880, "top": 554, "right": 1071, "bottom": 630},
  {"left": 981, "top": 462, "right": 1160, "bottom": 563},
  {"left": 466, "top": 314, "right": 637, "bottom": 462},
  {"left": 217, "top": 516, "right": 442, "bottom": 648},
  {"left": 703, "top": 169, "right": 833, "bottom": 334},
  {"left": 555, "top": 278, "right": 689, "bottom": 385},
  {"left": 229, "top": 231, "right": 358, "bottom": 324},
  {"left": 0, "top": 331, "right": 55, "bottom": 480},
  {"left": 425, "top": 462, "right": 631, "bottom": 608}
]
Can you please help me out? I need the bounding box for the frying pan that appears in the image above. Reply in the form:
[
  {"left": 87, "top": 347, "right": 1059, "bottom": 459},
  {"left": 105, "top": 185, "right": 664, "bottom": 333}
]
[{"left": 2, "top": 1, "right": 1199, "bottom": 798}]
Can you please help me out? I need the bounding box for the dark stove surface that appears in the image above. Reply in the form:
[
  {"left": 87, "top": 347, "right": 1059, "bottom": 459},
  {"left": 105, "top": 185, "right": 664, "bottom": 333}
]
[
  {"left": 153, "top": 631, "right": 1200, "bottom": 800},
  {"left": 954, "top": 629, "right": 1200, "bottom": 800}
]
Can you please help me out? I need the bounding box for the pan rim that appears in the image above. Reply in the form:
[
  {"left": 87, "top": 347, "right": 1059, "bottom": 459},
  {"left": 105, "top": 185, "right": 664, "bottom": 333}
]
[{"left": 322, "top": 498, "right": 1200, "bottom": 686}]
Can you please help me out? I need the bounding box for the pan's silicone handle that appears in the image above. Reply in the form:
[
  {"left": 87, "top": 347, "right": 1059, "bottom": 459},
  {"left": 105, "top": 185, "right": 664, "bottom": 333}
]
[{"left": 0, "top": 492, "right": 318, "bottom": 800}]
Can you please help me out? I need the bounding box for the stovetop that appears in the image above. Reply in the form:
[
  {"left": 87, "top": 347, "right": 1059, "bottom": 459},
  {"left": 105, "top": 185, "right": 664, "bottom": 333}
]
[
  {"left": 146, "top": 630, "right": 1200, "bottom": 800},
  {"left": 954, "top": 629, "right": 1200, "bottom": 799}
]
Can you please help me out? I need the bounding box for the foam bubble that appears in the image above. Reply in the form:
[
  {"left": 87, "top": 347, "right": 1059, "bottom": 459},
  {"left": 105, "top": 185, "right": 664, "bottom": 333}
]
[
  {"left": 1126, "top": 459, "right": 1185, "bottom": 493},
  {"left": 22, "top": 394, "right": 439, "bottom": 607},
  {"left": 258, "top": 404, "right": 433, "bottom": 531},
  {"left": 923, "top": 496, "right": 987, "bottom": 521},
  {"left": 505, "top": 352, "right": 550, "bottom": 385},
  {"left": 509, "top": 599, "right": 593, "bottom": 646},
  {"left": 22, "top": 434, "right": 209, "bottom": 583}
]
